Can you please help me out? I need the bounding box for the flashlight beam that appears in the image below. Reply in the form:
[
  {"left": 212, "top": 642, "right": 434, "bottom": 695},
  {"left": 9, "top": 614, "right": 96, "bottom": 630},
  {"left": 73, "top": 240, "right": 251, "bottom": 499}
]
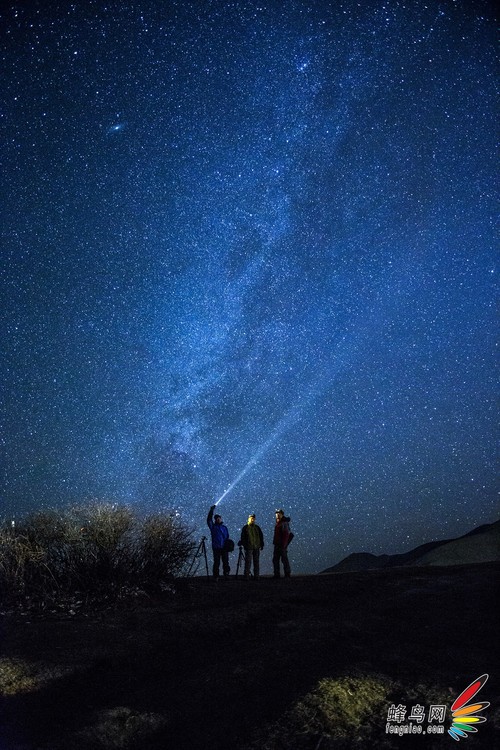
[
  {"left": 214, "top": 401, "right": 304, "bottom": 506},
  {"left": 213, "top": 269, "right": 411, "bottom": 508}
]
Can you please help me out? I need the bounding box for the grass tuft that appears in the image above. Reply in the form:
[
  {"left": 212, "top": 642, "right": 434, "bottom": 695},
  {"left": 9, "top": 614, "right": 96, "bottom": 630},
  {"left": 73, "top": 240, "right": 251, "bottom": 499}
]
[
  {"left": 294, "top": 675, "right": 389, "bottom": 738},
  {"left": 0, "top": 657, "right": 73, "bottom": 696},
  {"left": 77, "top": 706, "right": 168, "bottom": 749},
  {"left": 246, "top": 674, "right": 457, "bottom": 749}
]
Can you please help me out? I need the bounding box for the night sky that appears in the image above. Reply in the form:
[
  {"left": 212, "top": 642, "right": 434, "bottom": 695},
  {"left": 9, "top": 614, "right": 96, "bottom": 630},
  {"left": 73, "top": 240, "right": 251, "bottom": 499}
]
[{"left": 2, "top": 0, "right": 497, "bottom": 574}]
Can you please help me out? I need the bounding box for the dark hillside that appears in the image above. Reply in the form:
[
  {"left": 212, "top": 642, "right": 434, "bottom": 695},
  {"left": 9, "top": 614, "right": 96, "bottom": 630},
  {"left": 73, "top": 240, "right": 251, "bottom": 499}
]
[{"left": 322, "top": 520, "right": 500, "bottom": 573}]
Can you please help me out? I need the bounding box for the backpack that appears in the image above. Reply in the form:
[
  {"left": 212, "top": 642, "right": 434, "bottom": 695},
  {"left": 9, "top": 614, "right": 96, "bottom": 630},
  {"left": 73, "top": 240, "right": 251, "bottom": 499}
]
[
  {"left": 224, "top": 538, "right": 235, "bottom": 552},
  {"left": 287, "top": 532, "right": 294, "bottom": 546}
]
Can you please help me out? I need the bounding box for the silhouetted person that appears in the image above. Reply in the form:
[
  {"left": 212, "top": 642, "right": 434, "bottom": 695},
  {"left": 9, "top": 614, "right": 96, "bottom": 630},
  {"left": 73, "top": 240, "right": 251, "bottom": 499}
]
[
  {"left": 239, "top": 513, "right": 264, "bottom": 580},
  {"left": 273, "top": 509, "right": 291, "bottom": 578},
  {"left": 207, "top": 505, "right": 230, "bottom": 579}
]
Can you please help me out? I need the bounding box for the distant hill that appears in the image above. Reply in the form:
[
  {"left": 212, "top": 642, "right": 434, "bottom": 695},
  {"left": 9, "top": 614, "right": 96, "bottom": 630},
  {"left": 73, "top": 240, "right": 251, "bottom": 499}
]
[{"left": 321, "top": 519, "right": 500, "bottom": 573}]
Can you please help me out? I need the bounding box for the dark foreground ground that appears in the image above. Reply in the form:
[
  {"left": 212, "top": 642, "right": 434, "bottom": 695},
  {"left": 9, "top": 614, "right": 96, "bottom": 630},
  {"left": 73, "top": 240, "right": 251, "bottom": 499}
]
[{"left": 0, "top": 563, "right": 499, "bottom": 750}]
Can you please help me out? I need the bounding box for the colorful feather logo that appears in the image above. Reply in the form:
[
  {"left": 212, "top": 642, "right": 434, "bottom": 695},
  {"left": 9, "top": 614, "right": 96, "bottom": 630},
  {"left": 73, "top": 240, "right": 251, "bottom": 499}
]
[{"left": 448, "top": 673, "right": 489, "bottom": 741}]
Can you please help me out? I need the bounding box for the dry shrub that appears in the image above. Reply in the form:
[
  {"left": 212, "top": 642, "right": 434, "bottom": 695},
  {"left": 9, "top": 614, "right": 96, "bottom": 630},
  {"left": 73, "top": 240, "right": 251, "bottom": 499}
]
[
  {"left": 0, "top": 527, "right": 46, "bottom": 596},
  {"left": 140, "top": 514, "right": 194, "bottom": 582},
  {"left": 68, "top": 503, "right": 136, "bottom": 586},
  {"left": 76, "top": 503, "right": 135, "bottom": 550},
  {"left": 0, "top": 503, "right": 193, "bottom": 605}
]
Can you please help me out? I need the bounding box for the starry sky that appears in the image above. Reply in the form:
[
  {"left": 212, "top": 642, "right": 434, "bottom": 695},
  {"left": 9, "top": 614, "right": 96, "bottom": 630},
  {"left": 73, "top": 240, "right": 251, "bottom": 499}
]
[{"left": 2, "top": 0, "right": 497, "bottom": 574}]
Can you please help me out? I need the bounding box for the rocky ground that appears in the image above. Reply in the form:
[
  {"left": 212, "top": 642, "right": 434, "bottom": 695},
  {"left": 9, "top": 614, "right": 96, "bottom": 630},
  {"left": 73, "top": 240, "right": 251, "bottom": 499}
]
[{"left": 0, "top": 562, "right": 499, "bottom": 749}]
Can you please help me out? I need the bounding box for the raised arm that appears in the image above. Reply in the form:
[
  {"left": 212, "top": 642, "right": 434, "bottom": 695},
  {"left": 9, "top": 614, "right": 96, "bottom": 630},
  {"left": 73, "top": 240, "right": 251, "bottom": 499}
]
[{"left": 207, "top": 505, "right": 215, "bottom": 528}]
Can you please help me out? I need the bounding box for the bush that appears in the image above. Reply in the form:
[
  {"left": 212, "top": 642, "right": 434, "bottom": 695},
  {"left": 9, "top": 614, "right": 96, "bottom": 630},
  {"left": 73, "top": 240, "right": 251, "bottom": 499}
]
[
  {"left": 0, "top": 503, "right": 194, "bottom": 606},
  {"left": 9, "top": 509, "right": 76, "bottom": 593},
  {"left": 139, "top": 513, "right": 194, "bottom": 583},
  {"left": 69, "top": 503, "right": 136, "bottom": 588},
  {"left": 0, "top": 529, "right": 46, "bottom": 597}
]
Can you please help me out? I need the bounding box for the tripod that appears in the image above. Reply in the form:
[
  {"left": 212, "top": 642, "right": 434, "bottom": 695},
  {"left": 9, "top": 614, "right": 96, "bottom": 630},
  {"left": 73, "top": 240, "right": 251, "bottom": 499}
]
[
  {"left": 187, "top": 535, "right": 209, "bottom": 578},
  {"left": 235, "top": 543, "right": 245, "bottom": 577}
]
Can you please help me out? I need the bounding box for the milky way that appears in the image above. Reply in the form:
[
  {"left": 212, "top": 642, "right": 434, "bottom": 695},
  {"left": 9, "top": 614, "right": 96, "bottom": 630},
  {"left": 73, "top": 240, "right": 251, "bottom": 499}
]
[{"left": 2, "top": 0, "right": 497, "bottom": 573}]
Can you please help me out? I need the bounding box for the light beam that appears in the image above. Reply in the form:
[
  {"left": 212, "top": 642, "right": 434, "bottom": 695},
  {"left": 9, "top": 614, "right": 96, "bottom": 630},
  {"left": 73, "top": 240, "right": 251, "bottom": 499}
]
[
  {"left": 214, "top": 402, "right": 302, "bottom": 506},
  {"left": 213, "top": 290, "right": 390, "bottom": 508},
  {"left": 214, "top": 330, "right": 357, "bottom": 507}
]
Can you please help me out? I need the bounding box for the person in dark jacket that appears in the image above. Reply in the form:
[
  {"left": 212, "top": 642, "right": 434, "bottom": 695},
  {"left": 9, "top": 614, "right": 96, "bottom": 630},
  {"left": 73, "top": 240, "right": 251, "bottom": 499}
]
[
  {"left": 239, "top": 513, "right": 264, "bottom": 580},
  {"left": 207, "top": 505, "right": 230, "bottom": 579},
  {"left": 272, "top": 509, "right": 291, "bottom": 578}
]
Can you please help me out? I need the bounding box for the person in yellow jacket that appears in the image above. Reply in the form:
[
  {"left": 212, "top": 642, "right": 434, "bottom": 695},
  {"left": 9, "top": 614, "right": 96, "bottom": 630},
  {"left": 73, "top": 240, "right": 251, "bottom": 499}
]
[{"left": 239, "top": 513, "right": 264, "bottom": 580}]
